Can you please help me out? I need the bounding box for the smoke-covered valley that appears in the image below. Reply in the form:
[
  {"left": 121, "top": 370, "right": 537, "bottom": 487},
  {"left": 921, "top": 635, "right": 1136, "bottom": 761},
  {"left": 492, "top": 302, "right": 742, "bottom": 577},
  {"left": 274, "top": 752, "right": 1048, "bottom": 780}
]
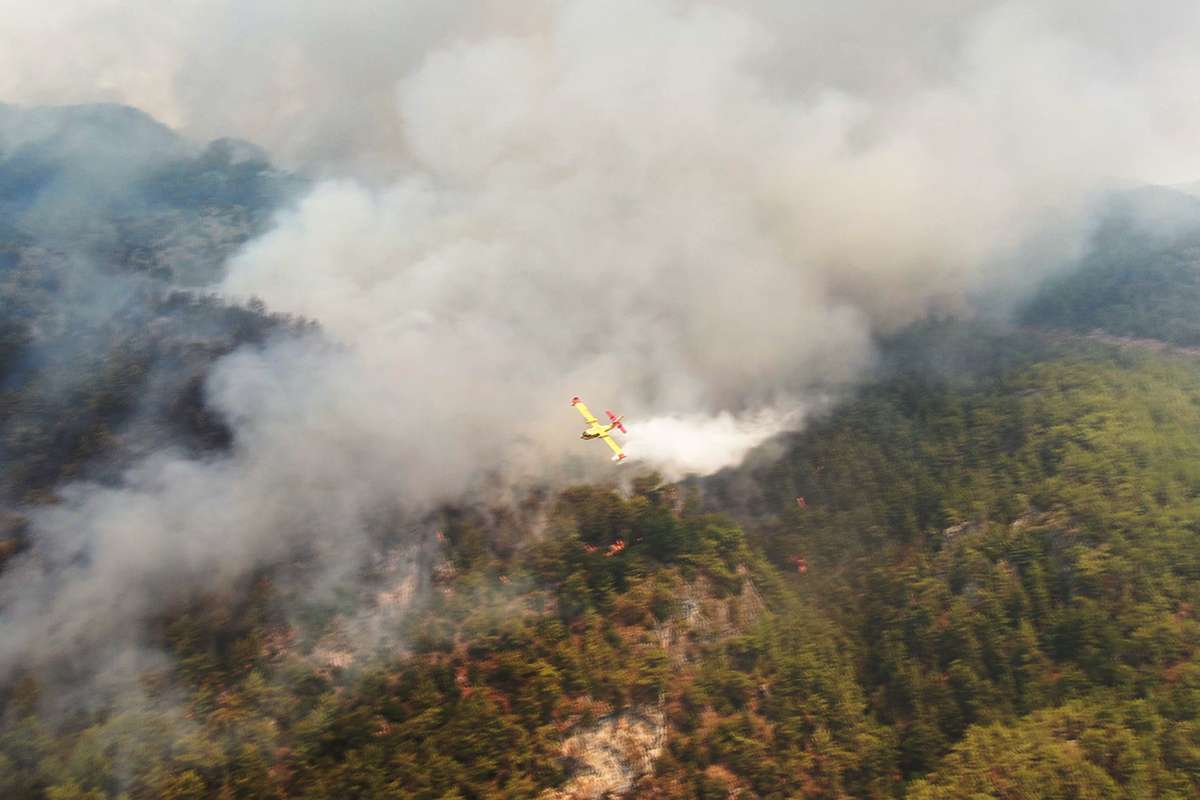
[{"left": 6, "top": 0, "right": 1200, "bottom": 764}]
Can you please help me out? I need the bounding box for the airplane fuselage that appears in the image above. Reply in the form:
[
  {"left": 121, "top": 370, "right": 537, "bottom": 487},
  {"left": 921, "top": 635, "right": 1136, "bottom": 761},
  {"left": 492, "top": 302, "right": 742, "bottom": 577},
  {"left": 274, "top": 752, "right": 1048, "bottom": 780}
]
[{"left": 580, "top": 424, "right": 613, "bottom": 440}]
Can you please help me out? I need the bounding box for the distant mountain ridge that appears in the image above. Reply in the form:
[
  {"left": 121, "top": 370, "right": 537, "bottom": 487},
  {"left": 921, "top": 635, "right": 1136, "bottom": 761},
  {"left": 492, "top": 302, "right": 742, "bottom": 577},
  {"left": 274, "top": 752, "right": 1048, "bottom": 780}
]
[
  {"left": 1022, "top": 183, "right": 1200, "bottom": 345},
  {"left": 0, "top": 103, "right": 308, "bottom": 506},
  {"left": 0, "top": 102, "right": 185, "bottom": 162}
]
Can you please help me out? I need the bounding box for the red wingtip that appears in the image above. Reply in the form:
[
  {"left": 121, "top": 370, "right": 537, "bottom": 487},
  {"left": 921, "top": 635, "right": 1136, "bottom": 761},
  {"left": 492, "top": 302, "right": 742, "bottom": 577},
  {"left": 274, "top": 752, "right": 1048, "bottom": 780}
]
[{"left": 571, "top": 396, "right": 581, "bottom": 405}]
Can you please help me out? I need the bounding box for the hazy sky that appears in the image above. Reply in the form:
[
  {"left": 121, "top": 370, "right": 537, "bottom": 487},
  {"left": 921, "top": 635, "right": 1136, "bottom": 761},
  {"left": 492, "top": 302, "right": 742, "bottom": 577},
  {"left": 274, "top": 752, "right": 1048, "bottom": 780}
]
[{"left": 2, "top": 2, "right": 1199, "bottom": 180}]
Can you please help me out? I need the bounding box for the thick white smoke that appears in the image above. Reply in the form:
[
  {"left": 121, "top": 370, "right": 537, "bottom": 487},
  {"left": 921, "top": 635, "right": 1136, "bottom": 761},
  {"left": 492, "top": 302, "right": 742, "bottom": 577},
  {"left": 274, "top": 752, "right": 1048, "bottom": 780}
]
[{"left": 5, "top": 0, "right": 1200, "bottom": 673}]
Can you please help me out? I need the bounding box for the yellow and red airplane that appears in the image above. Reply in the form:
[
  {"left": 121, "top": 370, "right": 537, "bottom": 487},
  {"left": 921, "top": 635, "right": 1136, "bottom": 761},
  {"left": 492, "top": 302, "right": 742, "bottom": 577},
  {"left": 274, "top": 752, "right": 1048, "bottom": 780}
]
[{"left": 571, "top": 396, "right": 627, "bottom": 462}]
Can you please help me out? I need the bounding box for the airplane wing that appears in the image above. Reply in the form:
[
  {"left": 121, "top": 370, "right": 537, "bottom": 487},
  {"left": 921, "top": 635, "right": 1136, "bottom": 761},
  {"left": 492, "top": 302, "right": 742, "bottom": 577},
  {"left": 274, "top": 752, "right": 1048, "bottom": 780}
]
[
  {"left": 572, "top": 397, "right": 599, "bottom": 424},
  {"left": 600, "top": 432, "right": 626, "bottom": 461}
]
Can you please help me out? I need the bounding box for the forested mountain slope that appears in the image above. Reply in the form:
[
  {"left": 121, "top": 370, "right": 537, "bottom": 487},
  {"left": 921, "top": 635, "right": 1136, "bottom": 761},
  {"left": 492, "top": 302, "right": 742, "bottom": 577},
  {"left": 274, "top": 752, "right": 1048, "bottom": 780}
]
[
  {"left": 9, "top": 323, "right": 1200, "bottom": 799},
  {"left": 704, "top": 327, "right": 1200, "bottom": 794},
  {"left": 1, "top": 485, "right": 897, "bottom": 799},
  {"left": 5, "top": 106, "right": 1200, "bottom": 798}
]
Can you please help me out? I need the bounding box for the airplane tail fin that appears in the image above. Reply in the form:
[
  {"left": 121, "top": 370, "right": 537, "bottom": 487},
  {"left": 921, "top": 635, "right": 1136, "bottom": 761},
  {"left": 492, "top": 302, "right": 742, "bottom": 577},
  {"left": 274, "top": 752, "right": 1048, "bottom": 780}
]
[{"left": 605, "top": 410, "right": 627, "bottom": 434}]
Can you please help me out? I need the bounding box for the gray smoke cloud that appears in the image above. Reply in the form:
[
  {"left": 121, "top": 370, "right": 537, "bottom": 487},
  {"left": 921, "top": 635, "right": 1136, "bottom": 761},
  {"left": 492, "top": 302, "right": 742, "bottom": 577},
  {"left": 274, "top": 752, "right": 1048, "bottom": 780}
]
[{"left": 5, "top": 0, "right": 1200, "bottom": 675}]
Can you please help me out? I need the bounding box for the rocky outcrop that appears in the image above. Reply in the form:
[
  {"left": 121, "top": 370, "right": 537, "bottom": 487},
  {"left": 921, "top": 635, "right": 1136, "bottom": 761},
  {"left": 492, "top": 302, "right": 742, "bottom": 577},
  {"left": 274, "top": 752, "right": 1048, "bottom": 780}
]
[
  {"left": 542, "top": 706, "right": 666, "bottom": 800},
  {"left": 657, "top": 569, "right": 764, "bottom": 664}
]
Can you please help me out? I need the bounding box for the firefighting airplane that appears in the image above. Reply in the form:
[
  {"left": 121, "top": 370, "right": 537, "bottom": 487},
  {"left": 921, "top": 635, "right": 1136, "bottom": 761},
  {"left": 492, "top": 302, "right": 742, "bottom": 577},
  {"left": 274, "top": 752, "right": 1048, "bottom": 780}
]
[{"left": 571, "top": 396, "right": 627, "bottom": 462}]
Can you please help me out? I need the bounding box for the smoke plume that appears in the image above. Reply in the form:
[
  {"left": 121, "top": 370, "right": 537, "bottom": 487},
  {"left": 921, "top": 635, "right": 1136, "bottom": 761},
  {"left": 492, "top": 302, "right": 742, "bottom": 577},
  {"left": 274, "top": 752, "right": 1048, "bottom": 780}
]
[{"left": 5, "top": 0, "right": 1200, "bottom": 675}]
